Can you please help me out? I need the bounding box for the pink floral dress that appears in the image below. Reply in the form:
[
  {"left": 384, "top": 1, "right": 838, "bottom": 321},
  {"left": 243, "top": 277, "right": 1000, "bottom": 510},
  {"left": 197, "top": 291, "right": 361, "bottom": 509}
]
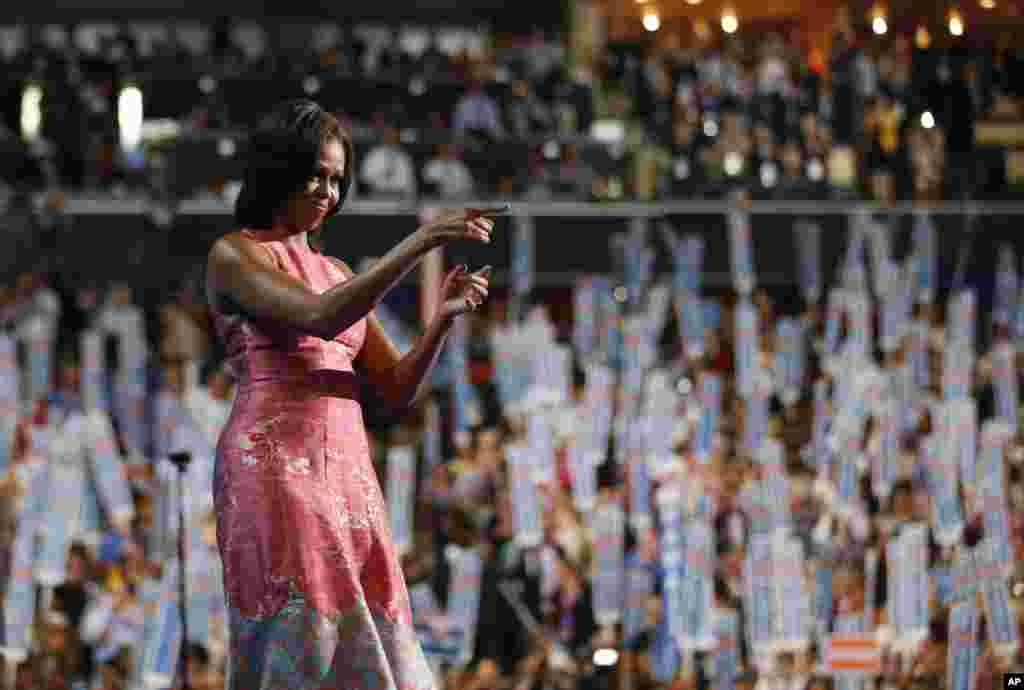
[{"left": 210, "top": 233, "right": 435, "bottom": 690}]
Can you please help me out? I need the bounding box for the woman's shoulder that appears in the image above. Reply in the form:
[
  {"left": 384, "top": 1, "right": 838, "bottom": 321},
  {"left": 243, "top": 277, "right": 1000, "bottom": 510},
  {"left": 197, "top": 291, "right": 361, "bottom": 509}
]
[
  {"left": 323, "top": 254, "right": 355, "bottom": 278},
  {"left": 208, "top": 230, "right": 276, "bottom": 268}
]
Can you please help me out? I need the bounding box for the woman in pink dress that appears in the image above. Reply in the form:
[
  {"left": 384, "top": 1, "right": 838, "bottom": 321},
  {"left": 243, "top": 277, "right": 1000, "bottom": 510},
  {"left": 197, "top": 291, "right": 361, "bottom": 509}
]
[{"left": 204, "top": 99, "right": 506, "bottom": 690}]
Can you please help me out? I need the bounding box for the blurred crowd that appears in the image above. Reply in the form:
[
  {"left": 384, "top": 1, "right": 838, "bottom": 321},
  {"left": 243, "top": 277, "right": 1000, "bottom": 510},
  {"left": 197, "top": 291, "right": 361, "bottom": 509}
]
[
  {"left": 2, "top": 203, "right": 1024, "bottom": 690},
  {"left": 1, "top": 7, "right": 1023, "bottom": 204}
]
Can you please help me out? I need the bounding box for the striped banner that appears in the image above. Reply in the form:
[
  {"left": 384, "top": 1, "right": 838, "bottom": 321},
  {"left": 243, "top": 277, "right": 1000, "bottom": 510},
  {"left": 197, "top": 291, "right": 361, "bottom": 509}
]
[
  {"left": 795, "top": 219, "right": 822, "bottom": 304},
  {"left": 628, "top": 419, "right": 652, "bottom": 530},
  {"left": 713, "top": 609, "right": 740, "bottom": 690},
  {"left": 841, "top": 215, "right": 867, "bottom": 294},
  {"left": 775, "top": 318, "right": 803, "bottom": 405},
  {"left": 866, "top": 219, "right": 893, "bottom": 298},
  {"left": 947, "top": 600, "right": 979, "bottom": 690},
  {"left": 573, "top": 277, "right": 598, "bottom": 362},
  {"left": 887, "top": 524, "right": 930, "bottom": 645},
  {"left": 422, "top": 399, "right": 441, "bottom": 474},
  {"left": 991, "top": 342, "right": 1018, "bottom": 435},
  {"left": 695, "top": 372, "right": 722, "bottom": 464},
  {"left": 772, "top": 531, "right": 807, "bottom": 651},
  {"left": 977, "top": 422, "right": 1013, "bottom": 572},
  {"left": 87, "top": 411, "right": 134, "bottom": 529},
  {"left": 568, "top": 440, "right": 598, "bottom": 515},
  {"left": 744, "top": 368, "right": 770, "bottom": 455},
  {"left": 622, "top": 558, "right": 654, "bottom": 646},
  {"left": 526, "top": 411, "right": 554, "bottom": 485},
  {"left": 448, "top": 317, "right": 479, "bottom": 440},
  {"left": 872, "top": 393, "right": 897, "bottom": 501},
  {"left": 504, "top": 444, "right": 542, "bottom": 548},
  {"left": 950, "top": 398, "right": 978, "bottom": 490},
  {"left": 823, "top": 632, "right": 881, "bottom": 675},
  {"left": 863, "top": 548, "right": 878, "bottom": 630},
  {"left": 25, "top": 314, "right": 52, "bottom": 403},
  {"left": 79, "top": 329, "right": 108, "bottom": 414},
  {"left": 677, "top": 288, "right": 706, "bottom": 360},
  {"left": 386, "top": 445, "right": 416, "bottom": 557},
  {"left": 682, "top": 519, "right": 715, "bottom": 650},
  {"left": 811, "top": 379, "right": 832, "bottom": 481},
  {"left": 880, "top": 265, "right": 911, "bottom": 353},
  {"left": 139, "top": 563, "right": 182, "bottom": 689},
  {"left": 728, "top": 209, "right": 755, "bottom": 296},
  {"left": 912, "top": 209, "right": 937, "bottom": 304},
  {"left": 994, "top": 244, "right": 1018, "bottom": 330},
  {"left": 949, "top": 290, "right": 977, "bottom": 353},
  {"left": 734, "top": 298, "right": 757, "bottom": 400},
  {"left": 591, "top": 499, "right": 626, "bottom": 627},
  {"left": 446, "top": 546, "right": 483, "bottom": 667},
  {"left": 982, "top": 575, "right": 1019, "bottom": 653},
  {"left": 656, "top": 484, "right": 685, "bottom": 649},
  {"left": 745, "top": 532, "right": 774, "bottom": 655},
  {"left": 510, "top": 212, "right": 534, "bottom": 318},
  {"left": 36, "top": 431, "right": 86, "bottom": 587},
  {"left": 0, "top": 334, "right": 16, "bottom": 473},
  {"left": 814, "top": 562, "right": 833, "bottom": 640},
  {"left": 923, "top": 433, "right": 965, "bottom": 547},
  {"left": 114, "top": 335, "right": 148, "bottom": 459},
  {"left": 652, "top": 587, "right": 681, "bottom": 682},
  {"left": 1, "top": 500, "right": 39, "bottom": 662},
  {"left": 823, "top": 289, "right": 845, "bottom": 362}
]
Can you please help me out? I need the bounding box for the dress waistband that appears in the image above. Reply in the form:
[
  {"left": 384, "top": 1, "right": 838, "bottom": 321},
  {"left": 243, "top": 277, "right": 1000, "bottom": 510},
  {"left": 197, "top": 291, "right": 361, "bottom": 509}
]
[{"left": 236, "top": 348, "right": 361, "bottom": 400}]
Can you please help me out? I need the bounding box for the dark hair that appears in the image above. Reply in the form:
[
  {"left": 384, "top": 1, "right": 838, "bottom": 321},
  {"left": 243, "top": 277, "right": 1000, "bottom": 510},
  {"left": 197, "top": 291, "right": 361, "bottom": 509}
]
[{"left": 234, "top": 99, "right": 354, "bottom": 249}]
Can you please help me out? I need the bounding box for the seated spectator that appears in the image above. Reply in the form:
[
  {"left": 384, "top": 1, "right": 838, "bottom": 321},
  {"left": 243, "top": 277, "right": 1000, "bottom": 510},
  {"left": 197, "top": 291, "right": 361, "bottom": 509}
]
[
  {"left": 414, "top": 31, "right": 451, "bottom": 81},
  {"left": 422, "top": 142, "right": 475, "bottom": 199},
  {"left": 543, "top": 142, "right": 596, "bottom": 200},
  {"left": 360, "top": 125, "right": 417, "bottom": 199},
  {"left": 453, "top": 77, "right": 504, "bottom": 143},
  {"left": 504, "top": 78, "right": 554, "bottom": 140}
]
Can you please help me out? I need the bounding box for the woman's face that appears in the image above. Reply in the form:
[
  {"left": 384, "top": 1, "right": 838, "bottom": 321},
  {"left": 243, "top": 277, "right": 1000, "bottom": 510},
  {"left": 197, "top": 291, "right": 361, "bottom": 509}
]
[{"left": 282, "top": 137, "right": 346, "bottom": 232}]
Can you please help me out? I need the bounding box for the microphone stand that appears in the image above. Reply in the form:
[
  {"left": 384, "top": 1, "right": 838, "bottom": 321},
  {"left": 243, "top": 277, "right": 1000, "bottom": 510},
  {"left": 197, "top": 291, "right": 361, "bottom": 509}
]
[{"left": 168, "top": 451, "right": 192, "bottom": 690}]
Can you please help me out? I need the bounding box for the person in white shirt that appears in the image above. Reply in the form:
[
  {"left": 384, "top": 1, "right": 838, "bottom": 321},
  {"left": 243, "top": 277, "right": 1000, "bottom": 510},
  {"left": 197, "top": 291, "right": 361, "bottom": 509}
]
[
  {"left": 422, "top": 142, "right": 475, "bottom": 199},
  {"left": 359, "top": 125, "right": 417, "bottom": 199}
]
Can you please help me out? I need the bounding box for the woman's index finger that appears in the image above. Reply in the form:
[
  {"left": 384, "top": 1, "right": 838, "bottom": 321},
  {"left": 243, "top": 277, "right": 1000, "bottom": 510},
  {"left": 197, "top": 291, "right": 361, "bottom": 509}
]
[{"left": 467, "top": 204, "right": 511, "bottom": 219}]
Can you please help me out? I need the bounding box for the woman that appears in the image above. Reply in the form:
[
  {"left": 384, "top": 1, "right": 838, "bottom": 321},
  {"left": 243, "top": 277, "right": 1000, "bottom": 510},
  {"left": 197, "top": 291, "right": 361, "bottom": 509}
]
[{"left": 204, "top": 98, "right": 506, "bottom": 689}]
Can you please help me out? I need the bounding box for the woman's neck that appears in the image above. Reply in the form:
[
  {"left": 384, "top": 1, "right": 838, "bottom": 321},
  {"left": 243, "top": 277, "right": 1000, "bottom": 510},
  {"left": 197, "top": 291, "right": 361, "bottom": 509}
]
[{"left": 248, "top": 226, "right": 309, "bottom": 250}]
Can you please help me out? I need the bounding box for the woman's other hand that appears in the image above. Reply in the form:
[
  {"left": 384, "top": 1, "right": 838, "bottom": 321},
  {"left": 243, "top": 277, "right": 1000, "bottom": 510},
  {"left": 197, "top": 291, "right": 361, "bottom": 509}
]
[{"left": 439, "top": 264, "right": 492, "bottom": 322}]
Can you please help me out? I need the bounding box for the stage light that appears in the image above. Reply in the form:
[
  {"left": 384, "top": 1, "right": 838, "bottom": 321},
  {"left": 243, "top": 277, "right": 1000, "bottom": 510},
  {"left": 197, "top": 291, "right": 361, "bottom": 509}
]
[
  {"left": 217, "top": 138, "right": 236, "bottom": 158},
  {"left": 807, "top": 158, "right": 824, "bottom": 182},
  {"left": 724, "top": 151, "right": 743, "bottom": 176},
  {"left": 593, "top": 648, "right": 619, "bottom": 667},
  {"left": 686, "top": 0, "right": 703, "bottom": 5},
  {"left": 721, "top": 11, "right": 739, "bottom": 34},
  {"left": 694, "top": 18, "right": 712, "bottom": 41},
  {"left": 980, "top": 0, "right": 996, "bottom": 8},
  {"left": 921, "top": 111, "right": 935, "bottom": 129},
  {"left": 872, "top": 15, "right": 888, "bottom": 35},
  {"left": 20, "top": 83, "right": 43, "bottom": 142},
  {"left": 915, "top": 25, "right": 932, "bottom": 49},
  {"left": 948, "top": 9, "right": 964, "bottom": 36},
  {"left": 643, "top": 11, "right": 661, "bottom": 31},
  {"left": 118, "top": 85, "right": 143, "bottom": 151}
]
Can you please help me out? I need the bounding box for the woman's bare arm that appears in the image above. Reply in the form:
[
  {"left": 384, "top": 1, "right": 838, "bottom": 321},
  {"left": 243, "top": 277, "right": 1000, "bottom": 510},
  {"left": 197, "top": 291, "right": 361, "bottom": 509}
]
[
  {"left": 207, "top": 231, "right": 429, "bottom": 340},
  {"left": 206, "top": 207, "right": 503, "bottom": 341},
  {"left": 330, "top": 257, "right": 450, "bottom": 410}
]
